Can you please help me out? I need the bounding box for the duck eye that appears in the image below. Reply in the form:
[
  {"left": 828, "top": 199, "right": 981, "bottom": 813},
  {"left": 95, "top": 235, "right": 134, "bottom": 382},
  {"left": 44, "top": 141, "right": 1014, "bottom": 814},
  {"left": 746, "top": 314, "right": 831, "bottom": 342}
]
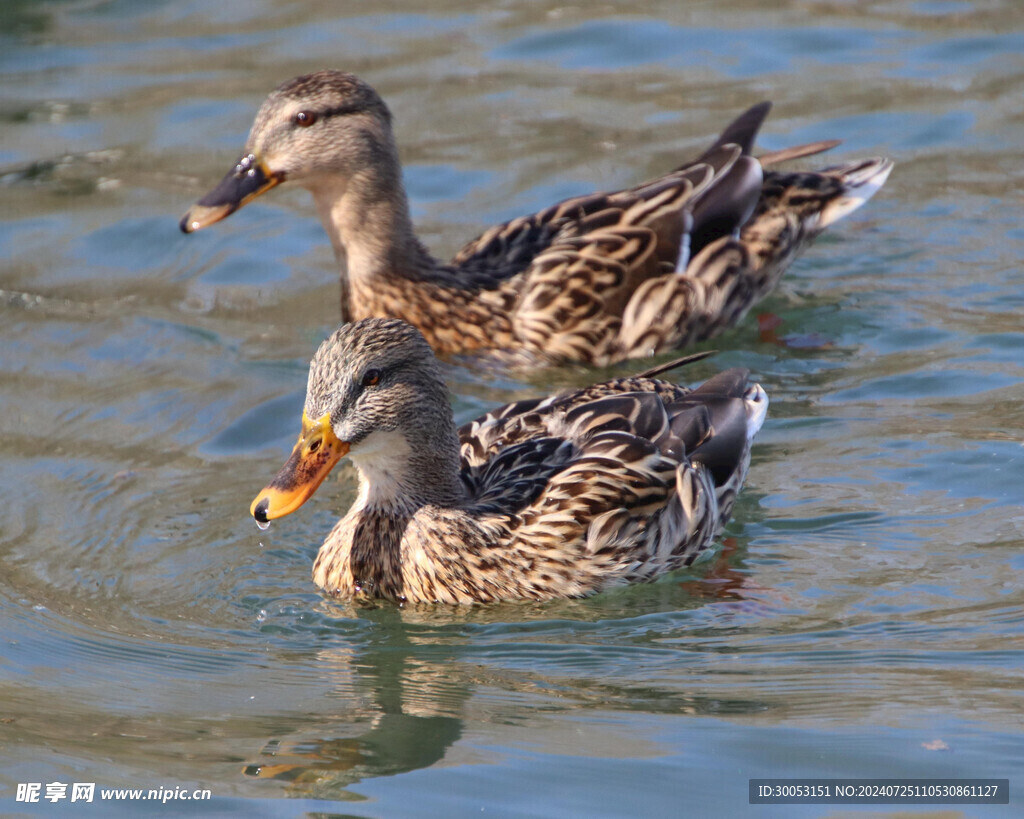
[
  {"left": 360, "top": 369, "right": 381, "bottom": 388},
  {"left": 293, "top": 110, "right": 318, "bottom": 127}
]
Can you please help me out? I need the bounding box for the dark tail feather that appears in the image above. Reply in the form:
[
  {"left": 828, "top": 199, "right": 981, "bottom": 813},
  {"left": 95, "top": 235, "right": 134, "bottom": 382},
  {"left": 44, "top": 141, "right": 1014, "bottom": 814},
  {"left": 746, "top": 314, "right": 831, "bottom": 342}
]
[
  {"left": 681, "top": 368, "right": 753, "bottom": 485},
  {"left": 687, "top": 398, "right": 750, "bottom": 485},
  {"left": 634, "top": 350, "right": 715, "bottom": 380},
  {"left": 680, "top": 103, "right": 773, "bottom": 257},
  {"left": 688, "top": 155, "right": 763, "bottom": 258},
  {"left": 697, "top": 101, "right": 772, "bottom": 162},
  {"left": 759, "top": 139, "right": 842, "bottom": 166},
  {"left": 700, "top": 100, "right": 770, "bottom": 159},
  {"left": 690, "top": 367, "right": 750, "bottom": 398}
]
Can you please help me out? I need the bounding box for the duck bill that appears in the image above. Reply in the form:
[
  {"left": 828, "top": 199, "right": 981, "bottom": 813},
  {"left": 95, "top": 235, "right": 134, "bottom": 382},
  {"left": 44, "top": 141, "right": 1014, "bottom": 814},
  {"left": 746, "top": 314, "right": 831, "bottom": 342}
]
[
  {"left": 180, "top": 153, "right": 283, "bottom": 233},
  {"left": 250, "top": 412, "right": 349, "bottom": 524}
]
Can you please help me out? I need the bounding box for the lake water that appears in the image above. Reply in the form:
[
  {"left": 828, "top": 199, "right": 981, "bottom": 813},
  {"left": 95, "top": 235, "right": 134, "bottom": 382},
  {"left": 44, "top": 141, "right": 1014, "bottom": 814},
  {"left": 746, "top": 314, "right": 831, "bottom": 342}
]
[{"left": 2, "top": 1, "right": 1023, "bottom": 816}]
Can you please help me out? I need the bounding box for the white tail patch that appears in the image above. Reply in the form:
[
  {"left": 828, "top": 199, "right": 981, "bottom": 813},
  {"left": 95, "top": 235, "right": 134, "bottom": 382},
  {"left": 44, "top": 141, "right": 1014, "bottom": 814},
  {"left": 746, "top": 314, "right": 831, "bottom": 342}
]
[
  {"left": 817, "top": 158, "right": 894, "bottom": 229},
  {"left": 743, "top": 383, "right": 769, "bottom": 441}
]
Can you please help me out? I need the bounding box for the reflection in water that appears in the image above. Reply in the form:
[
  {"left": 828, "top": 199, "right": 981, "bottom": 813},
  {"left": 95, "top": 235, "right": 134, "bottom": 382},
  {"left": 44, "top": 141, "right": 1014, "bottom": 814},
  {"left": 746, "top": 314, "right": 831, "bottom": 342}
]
[
  {"left": 241, "top": 557, "right": 785, "bottom": 800},
  {"left": 246, "top": 609, "right": 467, "bottom": 798},
  {"left": 674, "top": 536, "right": 788, "bottom": 611}
]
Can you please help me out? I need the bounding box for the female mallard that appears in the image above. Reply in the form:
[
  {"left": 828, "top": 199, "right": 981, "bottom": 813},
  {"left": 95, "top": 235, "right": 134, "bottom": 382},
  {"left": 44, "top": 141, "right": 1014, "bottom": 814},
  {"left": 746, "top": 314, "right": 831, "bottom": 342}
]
[
  {"left": 181, "top": 71, "right": 892, "bottom": 366},
  {"left": 250, "top": 318, "right": 768, "bottom": 604}
]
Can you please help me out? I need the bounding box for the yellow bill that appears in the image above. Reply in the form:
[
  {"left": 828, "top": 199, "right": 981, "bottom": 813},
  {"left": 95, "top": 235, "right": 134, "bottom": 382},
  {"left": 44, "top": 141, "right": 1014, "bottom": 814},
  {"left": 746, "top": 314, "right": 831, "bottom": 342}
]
[{"left": 251, "top": 411, "right": 349, "bottom": 525}]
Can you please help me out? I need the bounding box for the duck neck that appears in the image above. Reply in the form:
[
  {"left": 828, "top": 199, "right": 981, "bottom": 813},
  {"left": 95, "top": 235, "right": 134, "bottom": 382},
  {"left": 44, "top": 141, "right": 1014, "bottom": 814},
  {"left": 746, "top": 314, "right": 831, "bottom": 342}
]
[
  {"left": 349, "top": 420, "right": 467, "bottom": 512},
  {"left": 345, "top": 421, "right": 466, "bottom": 598},
  {"left": 307, "top": 163, "right": 436, "bottom": 321}
]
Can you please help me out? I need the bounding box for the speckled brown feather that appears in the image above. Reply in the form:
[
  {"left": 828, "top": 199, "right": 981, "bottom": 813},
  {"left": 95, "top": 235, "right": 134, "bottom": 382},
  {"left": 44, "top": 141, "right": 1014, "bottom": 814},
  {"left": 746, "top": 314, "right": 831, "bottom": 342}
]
[
  {"left": 183, "top": 71, "right": 893, "bottom": 366},
  {"left": 288, "top": 319, "right": 769, "bottom": 604}
]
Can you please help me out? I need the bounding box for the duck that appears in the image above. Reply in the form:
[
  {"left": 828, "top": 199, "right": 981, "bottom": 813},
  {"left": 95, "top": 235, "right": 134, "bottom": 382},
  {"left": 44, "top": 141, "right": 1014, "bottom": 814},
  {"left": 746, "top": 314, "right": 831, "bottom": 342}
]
[
  {"left": 180, "top": 71, "right": 892, "bottom": 367},
  {"left": 249, "top": 318, "right": 769, "bottom": 604}
]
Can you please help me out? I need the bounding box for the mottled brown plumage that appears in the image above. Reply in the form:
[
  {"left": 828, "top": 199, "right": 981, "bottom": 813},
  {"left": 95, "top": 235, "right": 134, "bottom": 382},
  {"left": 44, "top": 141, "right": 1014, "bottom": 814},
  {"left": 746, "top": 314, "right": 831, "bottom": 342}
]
[
  {"left": 181, "top": 71, "right": 892, "bottom": 366},
  {"left": 250, "top": 318, "right": 769, "bottom": 604}
]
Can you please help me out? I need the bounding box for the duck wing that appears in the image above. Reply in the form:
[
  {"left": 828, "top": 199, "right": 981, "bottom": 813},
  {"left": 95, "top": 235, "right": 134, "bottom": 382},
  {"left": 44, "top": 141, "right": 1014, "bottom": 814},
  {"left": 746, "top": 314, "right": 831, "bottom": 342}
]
[{"left": 457, "top": 366, "right": 767, "bottom": 594}]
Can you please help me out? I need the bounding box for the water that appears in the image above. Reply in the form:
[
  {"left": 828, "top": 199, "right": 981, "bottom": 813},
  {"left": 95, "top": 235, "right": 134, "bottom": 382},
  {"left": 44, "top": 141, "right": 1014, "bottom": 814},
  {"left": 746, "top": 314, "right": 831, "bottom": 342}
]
[{"left": 2, "top": 0, "right": 1023, "bottom": 815}]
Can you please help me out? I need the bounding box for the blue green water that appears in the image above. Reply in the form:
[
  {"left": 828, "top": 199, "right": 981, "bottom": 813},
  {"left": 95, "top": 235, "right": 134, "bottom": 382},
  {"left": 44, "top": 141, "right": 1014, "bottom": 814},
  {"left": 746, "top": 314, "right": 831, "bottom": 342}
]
[{"left": 2, "top": 1, "right": 1023, "bottom": 816}]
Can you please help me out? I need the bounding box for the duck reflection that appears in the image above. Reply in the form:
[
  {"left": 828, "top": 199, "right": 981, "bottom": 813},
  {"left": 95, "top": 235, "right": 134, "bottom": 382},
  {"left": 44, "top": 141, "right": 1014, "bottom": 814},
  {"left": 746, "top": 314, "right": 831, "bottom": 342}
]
[
  {"left": 242, "top": 536, "right": 775, "bottom": 799},
  {"left": 244, "top": 605, "right": 467, "bottom": 797}
]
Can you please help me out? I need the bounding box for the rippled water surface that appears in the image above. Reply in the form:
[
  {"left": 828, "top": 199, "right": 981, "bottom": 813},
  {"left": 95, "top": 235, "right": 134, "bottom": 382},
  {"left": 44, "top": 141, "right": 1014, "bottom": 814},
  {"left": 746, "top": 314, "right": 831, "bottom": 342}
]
[{"left": 2, "top": 0, "right": 1023, "bottom": 815}]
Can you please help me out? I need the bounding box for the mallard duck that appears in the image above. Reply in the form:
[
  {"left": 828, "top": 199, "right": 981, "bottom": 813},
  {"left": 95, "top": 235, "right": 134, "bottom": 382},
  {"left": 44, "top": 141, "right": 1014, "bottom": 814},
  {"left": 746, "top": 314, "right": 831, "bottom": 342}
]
[
  {"left": 249, "top": 318, "right": 768, "bottom": 604},
  {"left": 181, "top": 71, "right": 891, "bottom": 366}
]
